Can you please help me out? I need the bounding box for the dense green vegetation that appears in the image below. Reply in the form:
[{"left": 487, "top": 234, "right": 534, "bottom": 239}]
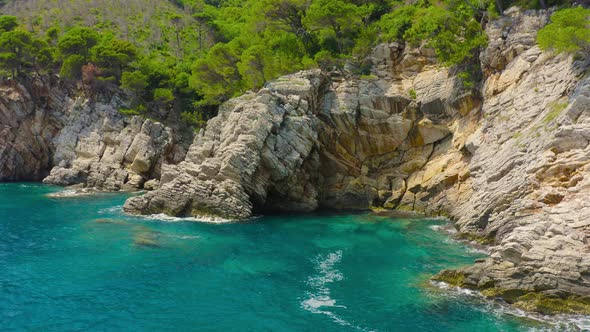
[
  {"left": 0, "top": 0, "right": 585, "bottom": 125},
  {"left": 1, "top": 0, "right": 208, "bottom": 124},
  {"left": 537, "top": 6, "right": 590, "bottom": 53}
]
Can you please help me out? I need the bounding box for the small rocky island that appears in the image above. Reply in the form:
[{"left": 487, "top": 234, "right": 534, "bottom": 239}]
[{"left": 1, "top": 1, "right": 590, "bottom": 319}]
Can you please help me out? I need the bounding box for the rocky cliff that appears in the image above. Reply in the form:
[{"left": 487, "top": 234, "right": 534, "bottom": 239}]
[
  {"left": 2, "top": 8, "right": 590, "bottom": 315},
  {"left": 122, "top": 31, "right": 479, "bottom": 219},
  {"left": 0, "top": 78, "right": 189, "bottom": 190}
]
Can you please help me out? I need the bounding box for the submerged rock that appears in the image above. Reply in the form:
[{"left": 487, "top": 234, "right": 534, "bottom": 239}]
[{"left": 133, "top": 232, "right": 161, "bottom": 248}]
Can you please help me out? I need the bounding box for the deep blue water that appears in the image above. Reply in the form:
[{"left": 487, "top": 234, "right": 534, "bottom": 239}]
[{"left": 0, "top": 183, "right": 581, "bottom": 331}]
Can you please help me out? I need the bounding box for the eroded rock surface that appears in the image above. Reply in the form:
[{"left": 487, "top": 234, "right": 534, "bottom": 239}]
[
  {"left": 123, "top": 57, "right": 477, "bottom": 218},
  {"left": 426, "top": 10, "right": 590, "bottom": 314}
]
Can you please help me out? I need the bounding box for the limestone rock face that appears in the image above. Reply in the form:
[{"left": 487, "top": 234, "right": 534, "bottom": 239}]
[
  {"left": 420, "top": 10, "right": 590, "bottom": 312},
  {"left": 125, "top": 71, "right": 325, "bottom": 218},
  {"left": 44, "top": 102, "right": 180, "bottom": 191},
  {"left": 480, "top": 7, "right": 549, "bottom": 74},
  {"left": 0, "top": 78, "right": 187, "bottom": 190},
  {"left": 124, "top": 56, "right": 475, "bottom": 217}
]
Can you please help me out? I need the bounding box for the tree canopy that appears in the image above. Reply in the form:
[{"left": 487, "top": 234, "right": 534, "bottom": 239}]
[
  {"left": 0, "top": 0, "right": 584, "bottom": 127},
  {"left": 537, "top": 6, "right": 590, "bottom": 53}
]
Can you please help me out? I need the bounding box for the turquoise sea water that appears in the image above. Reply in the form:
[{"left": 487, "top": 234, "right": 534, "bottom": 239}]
[{"left": 0, "top": 184, "right": 583, "bottom": 331}]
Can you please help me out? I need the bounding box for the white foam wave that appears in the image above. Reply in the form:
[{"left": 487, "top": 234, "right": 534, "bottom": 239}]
[
  {"left": 46, "top": 190, "right": 87, "bottom": 198},
  {"left": 429, "top": 224, "right": 458, "bottom": 234},
  {"left": 425, "top": 216, "right": 450, "bottom": 221},
  {"left": 166, "top": 234, "right": 200, "bottom": 240},
  {"left": 18, "top": 184, "right": 38, "bottom": 188},
  {"left": 45, "top": 188, "right": 103, "bottom": 198},
  {"left": 431, "top": 281, "right": 477, "bottom": 296},
  {"left": 442, "top": 237, "right": 489, "bottom": 255},
  {"left": 98, "top": 205, "right": 124, "bottom": 214},
  {"left": 430, "top": 281, "right": 590, "bottom": 331},
  {"left": 443, "top": 238, "right": 460, "bottom": 245},
  {"left": 301, "top": 298, "right": 358, "bottom": 330},
  {"left": 306, "top": 251, "right": 344, "bottom": 288},
  {"left": 464, "top": 246, "right": 490, "bottom": 255},
  {"left": 301, "top": 296, "right": 343, "bottom": 310},
  {"left": 139, "top": 213, "right": 234, "bottom": 224},
  {"left": 301, "top": 251, "right": 374, "bottom": 332}
]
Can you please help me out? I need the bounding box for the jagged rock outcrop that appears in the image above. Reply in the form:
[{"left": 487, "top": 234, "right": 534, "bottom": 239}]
[
  {"left": 125, "top": 72, "right": 326, "bottom": 218},
  {"left": 123, "top": 55, "right": 477, "bottom": 218},
  {"left": 124, "top": 8, "right": 590, "bottom": 314},
  {"left": 43, "top": 100, "right": 185, "bottom": 191},
  {"left": 0, "top": 78, "right": 188, "bottom": 190}
]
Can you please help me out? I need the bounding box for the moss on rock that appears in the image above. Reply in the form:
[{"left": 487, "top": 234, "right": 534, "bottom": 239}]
[
  {"left": 431, "top": 269, "right": 466, "bottom": 287},
  {"left": 480, "top": 287, "right": 527, "bottom": 301},
  {"left": 457, "top": 232, "right": 495, "bottom": 245},
  {"left": 513, "top": 293, "right": 590, "bottom": 315}
]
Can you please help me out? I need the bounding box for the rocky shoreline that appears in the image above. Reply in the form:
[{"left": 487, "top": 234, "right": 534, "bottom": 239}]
[{"left": 1, "top": 8, "right": 589, "bottom": 315}]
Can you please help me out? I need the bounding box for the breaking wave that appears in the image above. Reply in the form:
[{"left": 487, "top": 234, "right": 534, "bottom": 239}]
[
  {"left": 301, "top": 251, "right": 374, "bottom": 332},
  {"left": 98, "top": 205, "right": 124, "bottom": 214},
  {"left": 138, "top": 213, "right": 234, "bottom": 224}
]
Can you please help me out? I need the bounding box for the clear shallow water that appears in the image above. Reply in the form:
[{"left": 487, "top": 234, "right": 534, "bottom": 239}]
[{"left": 0, "top": 184, "right": 582, "bottom": 331}]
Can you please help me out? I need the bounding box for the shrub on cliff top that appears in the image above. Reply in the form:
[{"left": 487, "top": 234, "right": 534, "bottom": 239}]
[
  {"left": 0, "top": 15, "right": 18, "bottom": 32},
  {"left": 537, "top": 7, "right": 590, "bottom": 53}
]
